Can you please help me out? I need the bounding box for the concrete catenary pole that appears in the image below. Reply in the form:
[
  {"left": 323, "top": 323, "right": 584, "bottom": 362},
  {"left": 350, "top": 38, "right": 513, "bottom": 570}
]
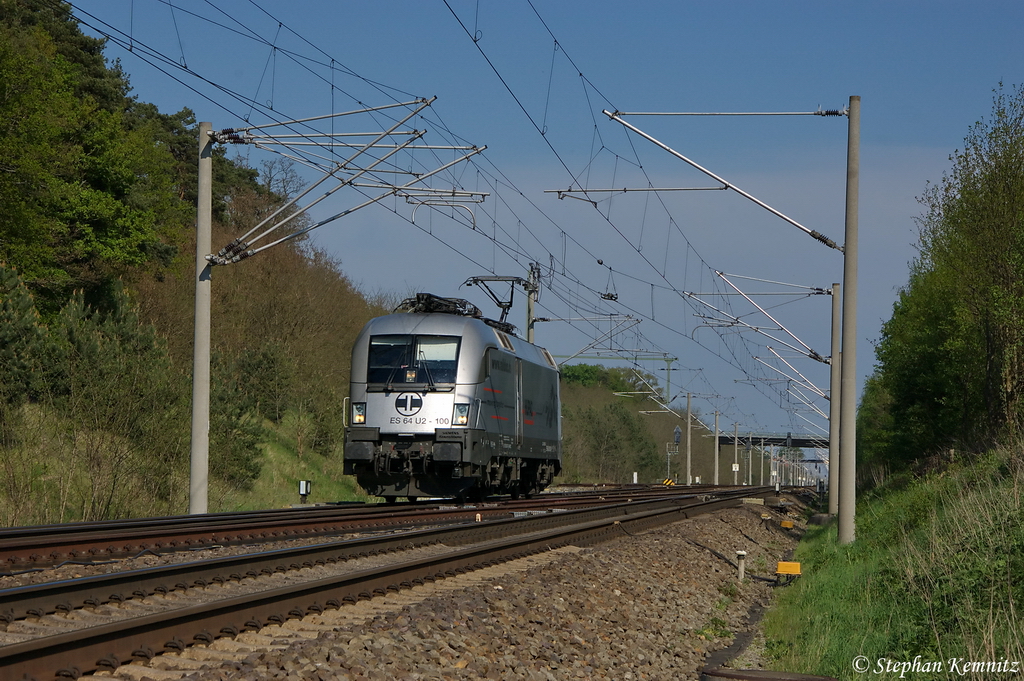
[
  {"left": 189, "top": 123, "right": 213, "bottom": 515},
  {"left": 747, "top": 432, "right": 753, "bottom": 485},
  {"left": 733, "top": 423, "right": 739, "bottom": 485},
  {"left": 686, "top": 392, "right": 692, "bottom": 485},
  {"left": 662, "top": 359, "right": 673, "bottom": 404},
  {"left": 839, "top": 96, "right": 860, "bottom": 544},
  {"left": 714, "top": 411, "right": 720, "bottom": 485},
  {"left": 526, "top": 262, "right": 540, "bottom": 344},
  {"left": 828, "top": 283, "right": 841, "bottom": 516},
  {"left": 759, "top": 437, "right": 765, "bottom": 486}
]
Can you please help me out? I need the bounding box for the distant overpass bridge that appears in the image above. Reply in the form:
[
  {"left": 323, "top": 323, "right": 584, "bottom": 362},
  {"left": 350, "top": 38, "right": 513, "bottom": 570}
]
[{"left": 714, "top": 432, "right": 829, "bottom": 464}]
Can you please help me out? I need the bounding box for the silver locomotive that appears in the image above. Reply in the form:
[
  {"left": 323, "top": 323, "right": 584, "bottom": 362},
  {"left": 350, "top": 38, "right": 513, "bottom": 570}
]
[{"left": 344, "top": 294, "right": 561, "bottom": 502}]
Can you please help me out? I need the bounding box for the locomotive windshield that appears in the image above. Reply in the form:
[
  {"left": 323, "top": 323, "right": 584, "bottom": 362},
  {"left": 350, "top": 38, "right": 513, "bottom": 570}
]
[{"left": 366, "top": 335, "right": 460, "bottom": 388}]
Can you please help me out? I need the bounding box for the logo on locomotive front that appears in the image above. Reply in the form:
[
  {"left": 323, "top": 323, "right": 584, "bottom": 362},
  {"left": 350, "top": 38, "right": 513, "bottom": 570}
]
[{"left": 394, "top": 393, "right": 423, "bottom": 416}]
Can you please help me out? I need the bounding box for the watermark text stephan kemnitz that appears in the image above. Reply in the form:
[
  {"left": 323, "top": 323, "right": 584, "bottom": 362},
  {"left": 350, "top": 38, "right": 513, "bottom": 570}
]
[{"left": 852, "top": 655, "right": 1020, "bottom": 677}]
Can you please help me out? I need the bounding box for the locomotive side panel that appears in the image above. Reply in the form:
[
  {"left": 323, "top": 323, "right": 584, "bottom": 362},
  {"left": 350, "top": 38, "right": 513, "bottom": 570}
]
[
  {"left": 517, "top": 351, "right": 561, "bottom": 492},
  {"left": 520, "top": 357, "right": 561, "bottom": 455},
  {"left": 469, "top": 348, "right": 516, "bottom": 465}
]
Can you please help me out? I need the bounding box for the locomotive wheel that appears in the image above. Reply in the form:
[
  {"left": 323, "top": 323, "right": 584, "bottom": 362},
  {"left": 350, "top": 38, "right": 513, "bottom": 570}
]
[
  {"left": 384, "top": 495, "right": 398, "bottom": 504},
  {"left": 522, "top": 479, "right": 538, "bottom": 499}
]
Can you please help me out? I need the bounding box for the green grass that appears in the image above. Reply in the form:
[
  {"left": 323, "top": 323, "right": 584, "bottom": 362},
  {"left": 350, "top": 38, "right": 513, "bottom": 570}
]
[
  {"left": 763, "top": 448, "right": 1024, "bottom": 677},
  {"left": 697, "top": 617, "right": 734, "bottom": 640},
  {"left": 211, "top": 411, "right": 370, "bottom": 511}
]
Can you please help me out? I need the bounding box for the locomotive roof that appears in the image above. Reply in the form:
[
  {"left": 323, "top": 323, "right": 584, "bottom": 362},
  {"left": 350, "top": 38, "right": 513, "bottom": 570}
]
[
  {"left": 393, "top": 292, "right": 518, "bottom": 336},
  {"left": 360, "top": 312, "right": 512, "bottom": 345},
  {"left": 354, "top": 311, "right": 557, "bottom": 372}
]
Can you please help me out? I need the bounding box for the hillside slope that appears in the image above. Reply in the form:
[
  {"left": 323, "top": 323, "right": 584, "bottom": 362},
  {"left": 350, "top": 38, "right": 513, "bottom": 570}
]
[{"left": 764, "top": 449, "right": 1024, "bottom": 675}]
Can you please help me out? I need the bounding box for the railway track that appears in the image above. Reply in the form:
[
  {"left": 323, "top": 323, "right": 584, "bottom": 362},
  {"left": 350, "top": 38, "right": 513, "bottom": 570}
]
[
  {"left": 0, "top": 486, "right": 776, "bottom": 680},
  {"left": 0, "top": 484, "right": 746, "bottom": 570}
]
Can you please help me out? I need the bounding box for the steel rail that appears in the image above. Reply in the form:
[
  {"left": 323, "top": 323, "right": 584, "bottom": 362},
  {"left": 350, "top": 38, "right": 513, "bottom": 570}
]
[
  {"left": 0, "top": 490, "right": 769, "bottom": 680},
  {"left": 0, "top": 486, "right": 744, "bottom": 568},
  {"left": 0, "top": 489, "right": 767, "bottom": 624}
]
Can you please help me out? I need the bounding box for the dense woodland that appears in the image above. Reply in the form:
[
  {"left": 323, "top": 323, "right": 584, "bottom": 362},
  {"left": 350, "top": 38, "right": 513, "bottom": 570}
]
[
  {"left": 0, "top": 1, "right": 395, "bottom": 524},
  {"left": 0, "top": 2, "right": 681, "bottom": 525},
  {"left": 858, "top": 84, "right": 1024, "bottom": 478}
]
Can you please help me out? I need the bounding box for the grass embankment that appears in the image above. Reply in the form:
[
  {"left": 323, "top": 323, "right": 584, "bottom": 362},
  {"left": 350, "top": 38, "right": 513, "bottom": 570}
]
[
  {"left": 764, "top": 449, "right": 1024, "bottom": 677},
  {"left": 212, "top": 412, "right": 369, "bottom": 511}
]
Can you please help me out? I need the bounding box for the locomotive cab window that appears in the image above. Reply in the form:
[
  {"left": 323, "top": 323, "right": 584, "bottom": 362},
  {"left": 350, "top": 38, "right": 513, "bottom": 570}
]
[{"left": 367, "top": 335, "right": 460, "bottom": 389}]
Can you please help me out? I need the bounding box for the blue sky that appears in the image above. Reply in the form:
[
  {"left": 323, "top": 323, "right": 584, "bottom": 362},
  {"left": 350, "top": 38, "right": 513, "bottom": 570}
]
[{"left": 70, "top": 1, "right": 1024, "bottom": 440}]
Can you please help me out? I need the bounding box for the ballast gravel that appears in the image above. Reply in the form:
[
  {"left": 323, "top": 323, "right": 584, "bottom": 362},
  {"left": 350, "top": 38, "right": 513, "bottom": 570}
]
[{"left": 173, "top": 503, "right": 801, "bottom": 681}]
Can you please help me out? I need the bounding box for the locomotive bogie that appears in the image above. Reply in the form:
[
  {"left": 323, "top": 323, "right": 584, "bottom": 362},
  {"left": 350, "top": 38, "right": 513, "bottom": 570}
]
[{"left": 343, "top": 302, "right": 561, "bottom": 501}]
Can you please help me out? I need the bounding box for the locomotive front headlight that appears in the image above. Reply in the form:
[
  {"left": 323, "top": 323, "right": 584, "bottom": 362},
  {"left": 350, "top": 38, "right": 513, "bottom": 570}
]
[
  {"left": 352, "top": 402, "right": 366, "bottom": 424},
  {"left": 452, "top": 403, "right": 470, "bottom": 426}
]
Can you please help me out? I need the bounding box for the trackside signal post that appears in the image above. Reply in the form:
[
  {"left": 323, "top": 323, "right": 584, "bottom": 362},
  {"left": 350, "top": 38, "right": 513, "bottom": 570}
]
[{"left": 666, "top": 425, "right": 682, "bottom": 480}]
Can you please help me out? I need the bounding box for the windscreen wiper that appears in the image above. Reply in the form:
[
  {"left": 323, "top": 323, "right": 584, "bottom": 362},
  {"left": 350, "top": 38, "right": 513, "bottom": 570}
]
[{"left": 417, "top": 350, "right": 436, "bottom": 391}]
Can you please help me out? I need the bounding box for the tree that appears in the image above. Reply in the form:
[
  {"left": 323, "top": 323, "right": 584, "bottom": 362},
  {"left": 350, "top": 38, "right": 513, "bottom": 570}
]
[
  {"left": 873, "top": 265, "right": 982, "bottom": 458},
  {"left": 38, "top": 287, "right": 188, "bottom": 519},
  {"left": 916, "top": 85, "right": 1024, "bottom": 439},
  {"left": 0, "top": 265, "right": 42, "bottom": 390},
  {"left": 0, "top": 275, "right": 190, "bottom": 524},
  {"left": 0, "top": 3, "right": 189, "bottom": 313},
  {"left": 0, "top": 1, "right": 387, "bottom": 519},
  {"left": 561, "top": 364, "right": 657, "bottom": 395},
  {"left": 559, "top": 376, "right": 663, "bottom": 483},
  {"left": 0, "top": 264, "right": 45, "bottom": 444},
  {"left": 856, "top": 373, "right": 896, "bottom": 473},
  {"left": 867, "top": 84, "right": 1024, "bottom": 468},
  {"left": 0, "top": 0, "right": 129, "bottom": 111}
]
